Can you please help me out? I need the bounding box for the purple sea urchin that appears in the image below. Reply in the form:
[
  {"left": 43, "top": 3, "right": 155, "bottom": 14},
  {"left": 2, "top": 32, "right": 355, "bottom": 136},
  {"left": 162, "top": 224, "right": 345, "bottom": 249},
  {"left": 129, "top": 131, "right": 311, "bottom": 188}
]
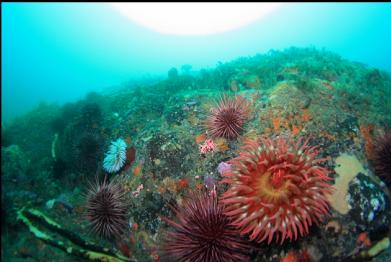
[
  {"left": 373, "top": 131, "right": 391, "bottom": 188},
  {"left": 103, "top": 138, "right": 127, "bottom": 173},
  {"left": 75, "top": 132, "right": 103, "bottom": 174},
  {"left": 205, "top": 95, "right": 251, "bottom": 139},
  {"left": 162, "top": 189, "right": 251, "bottom": 262},
  {"left": 85, "top": 176, "right": 129, "bottom": 239}
]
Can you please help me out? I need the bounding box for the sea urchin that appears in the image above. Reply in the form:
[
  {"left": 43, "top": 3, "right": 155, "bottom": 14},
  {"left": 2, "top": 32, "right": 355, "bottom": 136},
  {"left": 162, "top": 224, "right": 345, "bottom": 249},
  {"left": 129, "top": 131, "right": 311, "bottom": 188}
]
[
  {"left": 162, "top": 189, "right": 251, "bottom": 262},
  {"left": 221, "top": 136, "right": 333, "bottom": 244},
  {"left": 85, "top": 176, "right": 129, "bottom": 239},
  {"left": 373, "top": 131, "right": 391, "bottom": 188},
  {"left": 205, "top": 95, "right": 251, "bottom": 139}
]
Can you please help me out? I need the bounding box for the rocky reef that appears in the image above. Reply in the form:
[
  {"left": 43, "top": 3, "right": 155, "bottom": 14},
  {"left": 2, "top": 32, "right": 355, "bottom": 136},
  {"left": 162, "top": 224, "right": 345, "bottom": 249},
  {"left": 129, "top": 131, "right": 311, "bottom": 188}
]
[{"left": 2, "top": 47, "right": 391, "bottom": 262}]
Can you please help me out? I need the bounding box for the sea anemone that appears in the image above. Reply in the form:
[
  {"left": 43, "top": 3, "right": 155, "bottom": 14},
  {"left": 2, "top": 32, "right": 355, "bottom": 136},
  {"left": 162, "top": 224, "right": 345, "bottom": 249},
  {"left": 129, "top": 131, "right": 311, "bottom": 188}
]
[
  {"left": 84, "top": 176, "right": 129, "bottom": 239},
  {"left": 205, "top": 95, "right": 251, "bottom": 139},
  {"left": 372, "top": 131, "right": 391, "bottom": 188},
  {"left": 162, "top": 189, "right": 252, "bottom": 262},
  {"left": 221, "top": 136, "right": 333, "bottom": 244},
  {"left": 103, "top": 138, "right": 127, "bottom": 173}
]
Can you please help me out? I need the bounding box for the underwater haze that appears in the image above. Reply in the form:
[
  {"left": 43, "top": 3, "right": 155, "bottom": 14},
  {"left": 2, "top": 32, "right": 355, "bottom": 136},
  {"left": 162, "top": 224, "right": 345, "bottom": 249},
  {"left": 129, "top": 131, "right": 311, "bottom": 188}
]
[
  {"left": 2, "top": 2, "right": 391, "bottom": 123},
  {"left": 3, "top": 3, "right": 391, "bottom": 262}
]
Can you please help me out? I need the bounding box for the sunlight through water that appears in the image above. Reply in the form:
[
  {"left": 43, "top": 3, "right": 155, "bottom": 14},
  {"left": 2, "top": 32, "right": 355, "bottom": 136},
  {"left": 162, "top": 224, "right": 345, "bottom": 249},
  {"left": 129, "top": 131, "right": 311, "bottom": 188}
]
[{"left": 111, "top": 3, "right": 284, "bottom": 35}]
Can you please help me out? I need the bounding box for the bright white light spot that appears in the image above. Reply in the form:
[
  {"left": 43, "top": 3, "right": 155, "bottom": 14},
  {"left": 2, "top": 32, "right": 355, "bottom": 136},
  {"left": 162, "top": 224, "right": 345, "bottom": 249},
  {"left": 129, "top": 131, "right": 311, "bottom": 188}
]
[{"left": 111, "top": 3, "right": 284, "bottom": 36}]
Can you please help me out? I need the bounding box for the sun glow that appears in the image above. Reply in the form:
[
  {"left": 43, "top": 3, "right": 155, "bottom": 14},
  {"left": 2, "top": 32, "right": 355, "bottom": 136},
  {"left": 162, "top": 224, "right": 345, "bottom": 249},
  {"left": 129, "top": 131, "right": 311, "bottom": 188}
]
[{"left": 111, "top": 3, "right": 284, "bottom": 36}]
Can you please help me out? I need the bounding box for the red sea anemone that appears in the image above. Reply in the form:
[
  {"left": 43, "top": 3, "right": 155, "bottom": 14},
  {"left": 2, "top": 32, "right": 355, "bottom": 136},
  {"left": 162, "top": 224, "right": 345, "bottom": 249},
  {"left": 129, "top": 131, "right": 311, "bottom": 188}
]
[
  {"left": 221, "top": 136, "right": 333, "bottom": 244},
  {"left": 205, "top": 95, "right": 251, "bottom": 139},
  {"left": 162, "top": 189, "right": 252, "bottom": 262}
]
